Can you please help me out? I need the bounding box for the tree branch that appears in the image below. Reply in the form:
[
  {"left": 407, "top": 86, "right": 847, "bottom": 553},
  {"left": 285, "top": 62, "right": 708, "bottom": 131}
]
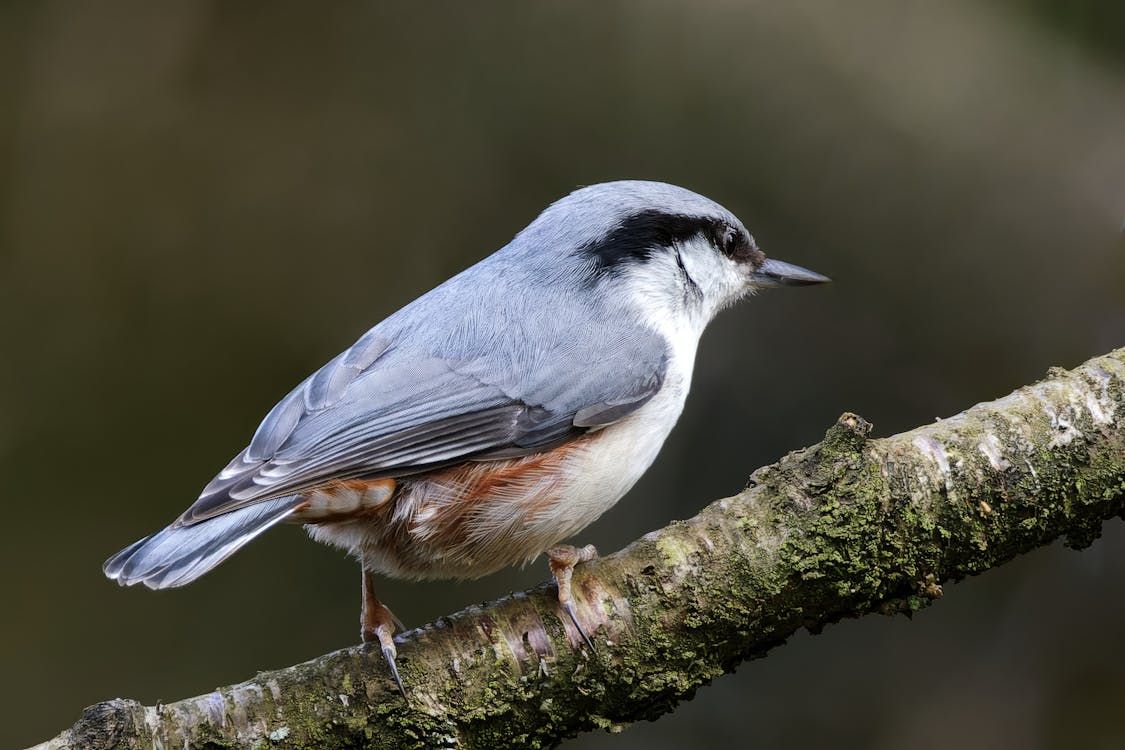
[{"left": 33, "top": 348, "right": 1125, "bottom": 750}]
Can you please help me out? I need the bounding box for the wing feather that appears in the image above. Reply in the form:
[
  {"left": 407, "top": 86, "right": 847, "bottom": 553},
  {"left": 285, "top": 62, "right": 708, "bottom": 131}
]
[{"left": 180, "top": 302, "right": 667, "bottom": 525}]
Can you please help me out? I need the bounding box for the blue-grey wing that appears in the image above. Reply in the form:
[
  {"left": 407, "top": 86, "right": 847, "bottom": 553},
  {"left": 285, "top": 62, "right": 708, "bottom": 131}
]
[{"left": 180, "top": 320, "right": 667, "bottom": 524}]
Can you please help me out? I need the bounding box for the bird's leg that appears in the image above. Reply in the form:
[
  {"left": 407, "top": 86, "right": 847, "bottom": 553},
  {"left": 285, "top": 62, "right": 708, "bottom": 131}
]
[
  {"left": 547, "top": 543, "right": 598, "bottom": 650},
  {"left": 361, "top": 564, "right": 405, "bottom": 697}
]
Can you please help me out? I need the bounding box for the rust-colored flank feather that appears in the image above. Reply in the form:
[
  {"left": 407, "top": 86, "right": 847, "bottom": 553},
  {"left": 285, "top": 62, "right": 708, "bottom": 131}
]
[{"left": 302, "top": 433, "right": 603, "bottom": 580}]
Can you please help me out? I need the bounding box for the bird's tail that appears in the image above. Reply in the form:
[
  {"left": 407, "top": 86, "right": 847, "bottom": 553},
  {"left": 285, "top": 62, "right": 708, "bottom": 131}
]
[{"left": 103, "top": 496, "right": 305, "bottom": 589}]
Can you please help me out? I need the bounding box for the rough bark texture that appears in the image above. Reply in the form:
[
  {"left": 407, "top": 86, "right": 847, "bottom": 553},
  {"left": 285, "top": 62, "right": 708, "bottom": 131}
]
[{"left": 32, "top": 348, "right": 1125, "bottom": 750}]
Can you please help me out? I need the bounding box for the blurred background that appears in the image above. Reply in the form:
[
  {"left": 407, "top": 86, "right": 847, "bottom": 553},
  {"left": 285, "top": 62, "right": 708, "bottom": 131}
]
[{"left": 2, "top": 1, "right": 1123, "bottom": 748}]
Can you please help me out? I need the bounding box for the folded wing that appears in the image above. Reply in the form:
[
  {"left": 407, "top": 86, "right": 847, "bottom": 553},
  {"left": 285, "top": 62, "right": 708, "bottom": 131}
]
[{"left": 179, "top": 322, "right": 666, "bottom": 526}]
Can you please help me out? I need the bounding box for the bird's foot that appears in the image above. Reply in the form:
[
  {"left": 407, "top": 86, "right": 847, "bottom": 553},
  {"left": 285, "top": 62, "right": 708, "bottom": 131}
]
[
  {"left": 361, "top": 570, "right": 406, "bottom": 698},
  {"left": 547, "top": 543, "right": 598, "bottom": 650},
  {"left": 361, "top": 602, "right": 405, "bottom": 698}
]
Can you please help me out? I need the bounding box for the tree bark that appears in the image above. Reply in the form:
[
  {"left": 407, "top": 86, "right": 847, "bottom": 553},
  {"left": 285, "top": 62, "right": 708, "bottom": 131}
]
[{"left": 32, "top": 348, "right": 1125, "bottom": 750}]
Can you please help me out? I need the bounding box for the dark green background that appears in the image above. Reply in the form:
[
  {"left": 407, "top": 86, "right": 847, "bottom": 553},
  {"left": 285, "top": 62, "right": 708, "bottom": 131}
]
[{"left": 2, "top": 2, "right": 1123, "bottom": 748}]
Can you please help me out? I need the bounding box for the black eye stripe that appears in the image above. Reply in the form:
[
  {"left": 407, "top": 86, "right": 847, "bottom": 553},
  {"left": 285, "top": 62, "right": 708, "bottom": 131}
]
[{"left": 580, "top": 209, "right": 730, "bottom": 272}]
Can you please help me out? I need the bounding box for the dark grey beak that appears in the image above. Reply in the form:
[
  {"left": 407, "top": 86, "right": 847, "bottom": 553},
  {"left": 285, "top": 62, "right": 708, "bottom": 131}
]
[{"left": 752, "top": 258, "right": 831, "bottom": 287}]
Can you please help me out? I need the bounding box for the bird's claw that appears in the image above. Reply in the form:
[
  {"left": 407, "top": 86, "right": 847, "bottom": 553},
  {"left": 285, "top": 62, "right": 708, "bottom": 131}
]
[
  {"left": 547, "top": 543, "right": 599, "bottom": 650},
  {"left": 563, "top": 599, "right": 596, "bottom": 651},
  {"left": 362, "top": 623, "right": 406, "bottom": 698},
  {"left": 382, "top": 643, "right": 406, "bottom": 698}
]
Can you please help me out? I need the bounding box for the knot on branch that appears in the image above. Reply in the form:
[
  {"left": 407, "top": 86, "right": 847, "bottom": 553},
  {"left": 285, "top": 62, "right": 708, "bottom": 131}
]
[
  {"left": 58, "top": 699, "right": 146, "bottom": 750},
  {"left": 821, "top": 412, "right": 873, "bottom": 454},
  {"left": 748, "top": 412, "right": 874, "bottom": 491}
]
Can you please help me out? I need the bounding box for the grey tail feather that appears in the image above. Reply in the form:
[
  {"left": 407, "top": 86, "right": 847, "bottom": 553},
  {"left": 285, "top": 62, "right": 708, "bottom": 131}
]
[{"left": 103, "top": 496, "right": 304, "bottom": 590}]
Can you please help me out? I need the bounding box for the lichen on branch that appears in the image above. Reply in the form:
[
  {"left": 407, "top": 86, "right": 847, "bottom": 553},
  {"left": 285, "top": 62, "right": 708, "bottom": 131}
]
[{"left": 32, "top": 349, "right": 1125, "bottom": 750}]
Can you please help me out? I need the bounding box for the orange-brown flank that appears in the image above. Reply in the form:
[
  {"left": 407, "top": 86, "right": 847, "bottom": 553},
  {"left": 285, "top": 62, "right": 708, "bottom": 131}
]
[{"left": 300, "top": 433, "right": 604, "bottom": 580}]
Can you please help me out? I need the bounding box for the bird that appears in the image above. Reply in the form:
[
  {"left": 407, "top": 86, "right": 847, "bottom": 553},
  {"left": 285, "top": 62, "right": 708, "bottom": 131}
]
[{"left": 103, "top": 180, "right": 829, "bottom": 695}]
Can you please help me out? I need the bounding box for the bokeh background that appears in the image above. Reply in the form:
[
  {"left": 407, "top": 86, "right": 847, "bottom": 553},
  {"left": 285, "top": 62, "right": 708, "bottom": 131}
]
[{"left": 2, "top": 1, "right": 1124, "bottom": 747}]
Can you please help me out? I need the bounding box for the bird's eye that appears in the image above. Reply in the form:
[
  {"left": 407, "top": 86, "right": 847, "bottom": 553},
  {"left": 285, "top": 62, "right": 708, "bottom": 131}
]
[
  {"left": 716, "top": 225, "right": 762, "bottom": 265},
  {"left": 720, "top": 226, "right": 745, "bottom": 258}
]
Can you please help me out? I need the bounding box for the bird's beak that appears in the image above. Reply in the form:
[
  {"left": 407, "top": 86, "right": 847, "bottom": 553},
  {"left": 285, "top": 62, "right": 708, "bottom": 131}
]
[{"left": 751, "top": 258, "right": 831, "bottom": 288}]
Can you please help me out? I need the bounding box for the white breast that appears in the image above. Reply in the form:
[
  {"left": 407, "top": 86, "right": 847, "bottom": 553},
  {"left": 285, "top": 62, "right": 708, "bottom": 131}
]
[
  {"left": 534, "top": 257, "right": 712, "bottom": 539},
  {"left": 528, "top": 322, "right": 698, "bottom": 543}
]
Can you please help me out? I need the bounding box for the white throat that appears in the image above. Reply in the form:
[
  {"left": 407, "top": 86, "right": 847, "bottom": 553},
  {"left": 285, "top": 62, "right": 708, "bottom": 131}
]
[
  {"left": 620, "top": 281, "right": 698, "bottom": 411},
  {"left": 619, "top": 241, "right": 739, "bottom": 391}
]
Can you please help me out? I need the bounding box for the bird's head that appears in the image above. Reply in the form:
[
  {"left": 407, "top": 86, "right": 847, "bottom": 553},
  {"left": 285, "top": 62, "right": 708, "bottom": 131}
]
[{"left": 515, "top": 180, "right": 829, "bottom": 337}]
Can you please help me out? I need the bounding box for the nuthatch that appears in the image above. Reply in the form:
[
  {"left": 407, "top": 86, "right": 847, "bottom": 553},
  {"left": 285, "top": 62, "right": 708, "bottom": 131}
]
[{"left": 104, "top": 180, "right": 829, "bottom": 694}]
